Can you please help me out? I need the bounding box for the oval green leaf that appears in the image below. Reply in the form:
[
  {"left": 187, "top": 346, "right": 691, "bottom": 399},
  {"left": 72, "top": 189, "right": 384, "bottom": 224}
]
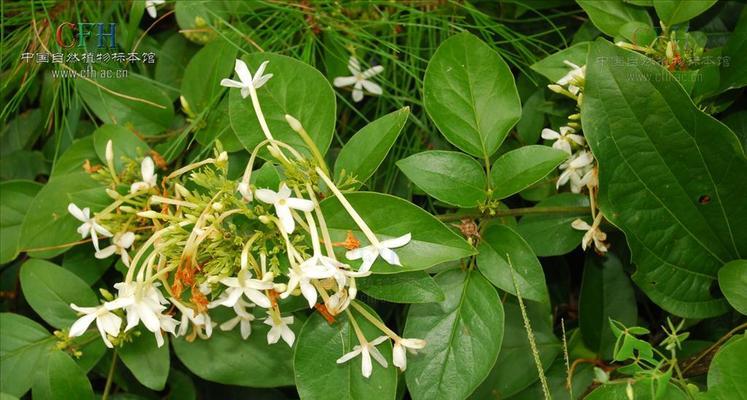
[
  {"left": 514, "top": 193, "right": 590, "bottom": 257},
  {"left": 490, "top": 145, "right": 567, "bottom": 200},
  {"left": 119, "top": 329, "right": 170, "bottom": 390},
  {"left": 397, "top": 150, "right": 487, "bottom": 208},
  {"left": 477, "top": 224, "right": 550, "bottom": 304},
  {"left": 404, "top": 269, "right": 504, "bottom": 400},
  {"left": 577, "top": 0, "right": 652, "bottom": 37},
  {"left": 93, "top": 124, "right": 150, "bottom": 170},
  {"left": 424, "top": 32, "right": 521, "bottom": 158},
  {"left": 0, "top": 180, "right": 41, "bottom": 264},
  {"left": 335, "top": 107, "right": 409, "bottom": 189},
  {"left": 0, "top": 313, "right": 54, "bottom": 398},
  {"left": 581, "top": 39, "right": 747, "bottom": 318},
  {"left": 19, "top": 259, "right": 98, "bottom": 329},
  {"left": 229, "top": 53, "right": 336, "bottom": 156},
  {"left": 32, "top": 350, "right": 94, "bottom": 400},
  {"left": 181, "top": 38, "right": 237, "bottom": 114}
]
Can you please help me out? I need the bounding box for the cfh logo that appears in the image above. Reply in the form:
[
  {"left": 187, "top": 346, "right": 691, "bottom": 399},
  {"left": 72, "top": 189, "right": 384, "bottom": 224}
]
[{"left": 55, "top": 22, "right": 117, "bottom": 49}]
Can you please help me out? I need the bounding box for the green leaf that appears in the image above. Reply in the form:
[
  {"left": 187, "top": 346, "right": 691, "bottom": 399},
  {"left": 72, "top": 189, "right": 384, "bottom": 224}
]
[
  {"left": 294, "top": 303, "right": 397, "bottom": 400},
  {"left": 155, "top": 33, "right": 199, "bottom": 100},
  {"left": 119, "top": 330, "right": 170, "bottom": 391},
  {"left": 173, "top": 319, "right": 295, "bottom": 387},
  {"left": 515, "top": 193, "right": 590, "bottom": 257},
  {"left": 490, "top": 145, "right": 567, "bottom": 200},
  {"left": 471, "top": 301, "right": 560, "bottom": 399},
  {"left": 579, "top": 254, "right": 638, "bottom": 359},
  {"left": 0, "top": 180, "right": 41, "bottom": 264},
  {"left": 720, "top": 9, "right": 747, "bottom": 91},
  {"left": 319, "top": 192, "right": 475, "bottom": 274},
  {"left": 0, "top": 313, "right": 55, "bottom": 397},
  {"left": 1, "top": 109, "right": 42, "bottom": 156},
  {"left": 477, "top": 224, "right": 550, "bottom": 304},
  {"left": 404, "top": 270, "right": 504, "bottom": 400},
  {"left": 718, "top": 260, "right": 747, "bottom": 315},
  {"left": 577, "top": 0, "right": 652, "bottom": 37},
  {"left": 516, "top": 89, "right": 546, "bottom": 144},
  {"left": 359, "top": 271, "right": 445, "bottom": 303},
  {"left": 229, "top": 53, "right": 336, "bottom": 156},
  {"left": 531, "top": 42, "right": 590, "bottom": 83},
  {"left": 77, "top": 73, "right": 174, "bottom": 136},
  {"left": 20, "top": 172, "right": 109, "bottom": 259},
  {"left": 586, "top": 379, "right": 688, "bottom": 399},
  {"left": 0, "top": 150, "right": 49, "bottom": 181},
  {"left": 581, "top": 39, "right": 747, "bottom": 318},
  {"left": 93, "top": 124, "right": 150, "bottom": 170},
  {"left": 62, "top": 245, "right": 112, "bottom": 285},
  {"left": 703, "top": 334, "right": 747, "bottom": 400},
  {"left": 397, "top": 151, "right": 487, "bottom": 208},
  {"left": 334, "top": 107, "right": 409, "bottom": 189},
  {"left": 20, "top": 259, "right": 98, "bottom": 329},
  {"left": 654, "top": 0, "right": 718, "bottom": 26},
  {"left": 181, "top": 38, "right": 237, "bottom": 114},
  {"left": 424, "top": 32, "right": 521, "bottom": 158},
  {"left": 32, "top": 350, "right": 94, "bottom": 400},
  {"left": 50, "top": 136, "right": 98, "bottom": 178}
]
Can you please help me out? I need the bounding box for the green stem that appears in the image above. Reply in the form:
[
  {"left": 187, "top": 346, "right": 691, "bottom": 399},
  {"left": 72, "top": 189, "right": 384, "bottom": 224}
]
[
  {"left": 437, "top": 206, "right": 589, "bottom": 222},
  {"left": 102, "top": 351, "right": 118, "bottom": 400}
]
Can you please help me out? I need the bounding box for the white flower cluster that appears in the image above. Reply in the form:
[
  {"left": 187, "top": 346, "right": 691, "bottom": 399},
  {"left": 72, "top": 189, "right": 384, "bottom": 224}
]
[
  {"left": 543, "top": 60, "right": 608, "bottom": 253},
  {"left": 67, "top": 59, "right": 424, "bottom": 378}
]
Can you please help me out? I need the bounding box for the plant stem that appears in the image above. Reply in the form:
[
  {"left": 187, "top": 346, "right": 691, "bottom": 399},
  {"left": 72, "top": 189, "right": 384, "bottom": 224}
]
[
  {"left": 437, "top": 206, "right": 589, "bottom": 222},
  {"left": 102, "top": 351, "right": 118, "bottom": 400}
]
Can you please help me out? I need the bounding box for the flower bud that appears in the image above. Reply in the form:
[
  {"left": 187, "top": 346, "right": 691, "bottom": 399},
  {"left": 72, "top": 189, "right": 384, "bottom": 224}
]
[
  {"left": 547, "top": 84, "right": 564, "bottom": 94},
  {"left": 274, "top": 283, "right": 287, "bottom": 292},
  {"left": 258, "top": 215, "right": 272, "bottom": 225},
  {"left": 212, "top": 202, "right": 223, "bottom": 211},
  {"left": 99, "top": 288, "right": 114, "bottom": 301},
  {"left": 175, "top": 183, "right": 190, "bottom": 198},
  {"left": 285, "top": 114, "right": 303, "bottom": 132},
  {"left": 238, "top": 181, "right": 253, "bottom": 202},
  {"left": 119, "top": 206, "right": 137, "bottom": 213},
  {"left": 105, "top": 140, "right": 114, "bottom": 165},
  {"left": 137, "top": 210, "right": 162, "bottom": 219}
]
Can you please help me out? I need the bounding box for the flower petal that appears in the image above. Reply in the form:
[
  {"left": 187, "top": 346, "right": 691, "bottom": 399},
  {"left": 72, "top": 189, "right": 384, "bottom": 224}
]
[
  {"left": 220, "top": 78, "right": 244, "bottom": 88},
  {"left": 333, "top": 76, "right": 357, "bottom": 87},
  {"left": 285, "top": 197, "right": 314, "bottom": 212},
  {"left": 347, "top": 56, "right": 361, "bottom": 74},
  {"left": 95, "top": 245, "right": 117, "bottom": 259},
  {"left": 276, "top": 204, "right": 295, "bottom": 234},
  {"left": 336, "top": 347, "right": 362, "bottom": 364},
  {"left": 69, "top": 313, "right": 97, "bottom": 337},
  {"left": 67, "top": 203, "right": 87, "bottom": 222},
  {"left": 234, "top": 59, "right": 252, "bottom": 85},
  {"left": 141, "top": 157, "right": 155, "bottom": 182},
  {"left": 254, "top": 188, "right": 279, "bottom": 204},
  {"left": 362, "top": 65, "right": 384, "bottom": 79},
  {"left": 381, "top": 233, "right": 411, "bottom": 249},
  {"left": 360, "top": 80, "right": 382, "bottom": 95},
  {"left": 243, "top": 288, "right": 271, "bottom": 309}
]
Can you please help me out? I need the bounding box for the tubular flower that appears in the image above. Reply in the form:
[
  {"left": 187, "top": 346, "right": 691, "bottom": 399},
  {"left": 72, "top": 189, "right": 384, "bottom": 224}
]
[
  {"left": 333, "top": 56, "right": 384, "bottom": 102},
  {"left": 336, "top": 335, "right": 389, "bottom": 378},
  {"left": 255, "top": 183, "right": 314, "bottom": 234},
  {"left": 69, "top": 304, "right": 122, "bottom": 348},
  {"left": 345, "top": 233, "right": 412, "bottom": 273},
  {"left": 68, "top": 203, "right": 112, "bottom": 251},
  {"left": 220, "top": 60, "right": 273, "bottom": 98}
]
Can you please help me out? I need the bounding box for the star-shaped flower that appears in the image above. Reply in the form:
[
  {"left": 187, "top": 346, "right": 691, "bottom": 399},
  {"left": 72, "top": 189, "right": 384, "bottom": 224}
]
[
  {"left": 220, "top": 59, "right": 273, "bottom": 98},
  {"left": 130, "top": 156, "right": 157, "bottom": 193},
  {"left": 68, "top": 203, "right": 112, "bottom": 252},
  {"left": 210, "top": 271, "right": 274, "bottom": 309},
  {"left": 69, "top": 304, "right": 122, "bottom": 348},
  {"left": 255, "top": 183, "right": 314, "bottom": 234},
  {"left": 95, "top": 231, "right": 136, "bottom": 266},
  {"left": 557, "top": 151, "right": 594, "bottom": 193},
  {"left": 557, "top": 60, "right": 585, "bottom": 95},
  {"left": 220, "top": 298, "right": 255, "bottom": 339},
  {"left": 541, "top": 126, "right": 586, "bottom": 154},
  {"left": 333, "top": 56, "right": 384, "bottom": 102},
  {"left": 336, "top": 335, "right": 389, "bottom": 378},
  {"left": 392, "top": 337, "right": 426, "bottom": 372},
  {"left": 264, "top": 315, "right": 295, "bottom": 347},
  {"left": 105, "top": 281, "right": 176, "bottom": 347},
  {"left": 345, "top": 233, "right": 411, "bottom": 273},
  {"left": 572, "top": 215, "right": 608, "bottom": 253}
]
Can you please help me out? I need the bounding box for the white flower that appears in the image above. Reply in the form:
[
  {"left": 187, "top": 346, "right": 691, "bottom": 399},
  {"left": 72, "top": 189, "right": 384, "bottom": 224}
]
[
  {"left": 69, "top": 304, "right": 122, "bottom": 348},
  {"left": 237, "top": 181, "right": 252, "bottom": 202},
  {"left": 170, "top": 298, "right": 213, "bottom": 338},
  {"left": 145, "top": 0, "right": 165, "bottom": 19},
  {"left": 95, "top": 232, "right": 136, "bottom": 266},
  {"left": 541, "top": 126, "right": 586, "bottom": 154},
  {"left": 336, "top": 335, "right": 389, "bottom": 378},
  {"left": 106, "top": 281, "right": 176, "bottom": 347},
  {"left": 220, "top": 59, "right": 273, "bottom": 98},
  {"left": 557, "top": 60, "right": 585, "bottom": 95},
  {"left": 282, "top": 256, "right": 339, "bottom": 308},
  {"left": 68, "top": 203, "right": 112, "bottom": 252},
  {"left": 392, "top": 338, "right": 426, "bottom": 371},
  {"left": 572, "top": 216, "right": 608, "bottom": 253},
  {"left": 220, "top": 298, "right": 254, "bottom": 339},
  {"left": 130, "top": 156, "right": 157, "bottom": 194},
  {"left": 264, "top": 315, "right": 295, "bottom": 347},
  {"left": 333, "top": 56, "right": 384, "bottom": 102},
  {"left": 255, "top": 183, "right": 314, "bottom": 234},
  {"left": 557, "top": 151, "right": 594, "bottom": 193},
  {"left": 210, "top": 271, "right": 274, "bottom": 309},
  {"left": 345, "top": 233, "right": 411, "bottom": 273}
]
